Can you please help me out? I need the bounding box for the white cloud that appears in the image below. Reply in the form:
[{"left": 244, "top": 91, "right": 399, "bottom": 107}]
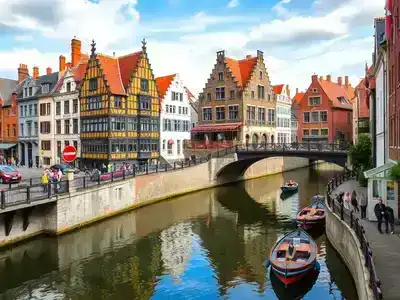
[
  {"left": 272, "top": 0, "right": 293, "bottom": 18},
  {"left": 227, "top": 0, "right": 239, "bottom": 8},
  {"left": 14, "top": 35, "right": 34, "bottom": 42}
]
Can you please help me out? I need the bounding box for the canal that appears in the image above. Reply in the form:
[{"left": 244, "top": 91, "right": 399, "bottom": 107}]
[{"left": 0, "top": 163, "right": 357, "bottom": 300}]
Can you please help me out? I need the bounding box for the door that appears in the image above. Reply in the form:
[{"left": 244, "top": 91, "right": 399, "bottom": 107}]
[
  {"left": 20, "top": 143, "right": 25, "bottom": 166},
  {"left": 27, "top": 142, "right": 32, "bottom": 164}
]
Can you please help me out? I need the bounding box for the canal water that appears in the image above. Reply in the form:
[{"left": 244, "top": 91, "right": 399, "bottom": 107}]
[{"left": 0, "top": 163, "right": 358, "bottom": 300}]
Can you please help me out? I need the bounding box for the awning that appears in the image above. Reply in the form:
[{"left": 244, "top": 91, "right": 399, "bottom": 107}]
[
  {"left": 0, "top": 143, "right": 17, "bottom": 150},
  {"left": 191, "top": 122, "right": 242, "bottom": 133},
  {"left": 364, "top": 161, "right": 396, "bottom": 179}
]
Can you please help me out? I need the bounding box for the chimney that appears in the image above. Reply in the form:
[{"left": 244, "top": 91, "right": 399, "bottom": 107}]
[
  {"left": 296, "top": 88, "right": 299, "bottom": 94},
  {"left": 326, "top": 74, "right": 331, "bottom": 82},
  {"left": 338, "top": 76, "right": 342, "bottom": 86},
  {"left": 59, "top": 55, "right": 66, "bottom": 72},
  {"left": 71, "top": 38, "right": 82, "bottom": 67},
  {"left": 319, "top": 76, "right": 323, "bottom": 80},
  {"left": 257, "top": 50, "right": 264, "bottom": 60},
  {"left": 11, "top": 93, "right": 17, "bottom": 108},
  {"left": 17, "top": 64, "right": 29, "bottom": 84},
  {"left": 33, "top": 66, "right": 39, "bottom": 79},
  {"left": 345, "top": 76, "right": 349, "bottom": 86},
  {"left": 217, "top": 50, "right": 225, "bottom": 58},
  {"left": 246, "top": 54, "right": 252, "bottom": 59},
  {"left": 312, "top": 74, "right": 318, "bottom": 82},
  {"left": 46, "top": 67, "right": 52, "bottom": 75}
]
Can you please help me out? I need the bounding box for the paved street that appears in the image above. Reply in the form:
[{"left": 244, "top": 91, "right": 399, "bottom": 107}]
[{"left": 332, "top": 180, "right": 400, "bottom": 300}]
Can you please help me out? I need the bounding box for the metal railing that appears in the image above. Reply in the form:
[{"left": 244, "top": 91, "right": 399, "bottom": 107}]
[
  {"left": 326, "top": 169, "right": 383, "bottom": 300},
  {"left": 236, "top": 142, "right": 350, "bottom": 152}
]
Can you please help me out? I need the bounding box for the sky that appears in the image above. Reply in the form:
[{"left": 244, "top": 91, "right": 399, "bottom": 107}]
[{"left": 0, "top": 0, "right": 384, "bottom": 96}]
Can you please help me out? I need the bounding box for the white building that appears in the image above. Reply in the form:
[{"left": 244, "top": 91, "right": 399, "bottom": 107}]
[
  {"left": 273, "top": 84, "right": 292, "bottom": 144},
  {"left": 157, "top": 74, "right": 191, "bottom": 162}
]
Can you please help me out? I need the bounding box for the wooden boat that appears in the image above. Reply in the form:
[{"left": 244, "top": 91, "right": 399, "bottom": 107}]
[
  {"left": 280, "top": 181, "right": 299, "bottom": 193},
  {"left": 296, "top": 198, "right": 325, "bottom": 230},
  {"left": 268, "top": 229, "right": 318, "bottom": 285}
]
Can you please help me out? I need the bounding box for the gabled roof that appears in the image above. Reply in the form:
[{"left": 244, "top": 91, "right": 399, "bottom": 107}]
[
  {"left": 292, "top": 92, "right": 305, "bottom": 103},
  {"left": 273, "top": 84, "right": 284, "bottom": 94},
  {"left": 54, "top": 61, "right": 88, "bottom": 93},
  {"left": 354, "top": 78, "right": 369, "bottom": 118},
  {"left": 225, "top": 56, "right": 258, "bottom": 88},
  {"left": 318, "top": 79, "right": 352, "bottom": 110},
  {"left": 156, "top": 74, "right": 176, "bottom": 99},
  {"left": 0, "top": 78, "right": 18, "bottom": 106},
  {"left": 118, "top": 52, "right": 141, "bottom": 88}
]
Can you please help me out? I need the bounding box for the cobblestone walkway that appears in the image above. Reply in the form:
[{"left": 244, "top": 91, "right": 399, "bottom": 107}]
[{"left": 332, "top": 180, "right": 400, "bottom": 300}]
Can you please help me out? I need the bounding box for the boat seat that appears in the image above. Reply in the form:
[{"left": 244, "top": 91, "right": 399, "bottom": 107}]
[{"left": 282, "top": 238, "right": 310, "bottom": 244}]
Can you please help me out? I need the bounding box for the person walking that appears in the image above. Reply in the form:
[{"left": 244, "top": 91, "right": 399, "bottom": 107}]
[
  {"left": 359, "top": 192, "right": 367, "bottom": 219},
  {"left": 41, "top": 171, "right": 49, "bottom": 193},
  {"left": 374, "top": 198, "right": 388, "bottom": 234},
  {"left": 386, "top": 206, "right": 395, "bottom": 234},
  {"left": 351, "top": 190, "right": 359, "bottom": 212},
  {"left": 344, "top": 192, "right": 351, "bottom": 210}
]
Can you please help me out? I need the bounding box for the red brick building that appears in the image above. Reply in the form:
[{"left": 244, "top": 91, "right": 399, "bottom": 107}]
[
  {"left": 387, "top": 0, "right": 400, "bottom": 161},
  {"left": 297, "top": 75, "right": 353, "bottom": 143}
]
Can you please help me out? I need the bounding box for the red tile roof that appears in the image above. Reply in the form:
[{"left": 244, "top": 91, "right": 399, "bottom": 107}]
[
  {"left": 97, "top": 54, "right": 126, "bottom": 95},
  {"left": 118, "top": 52, "right": 141, "bottom": 89},
  {"left": 225, "top": 56, "right": 258, "bottom": 88},
  {"left": 156, "top": 74, "right": 176, "bottom": 99},
  {"left": 273, "top": 84, "right": 284, "bottom": 94},
  {"left": 354, "top": 78, "right": 370, "bottom": 118},
  {"left": 318, "top": 79, "right": 352, "bottom": 110},
  {"left": 292, "top": 92, "right": 305, "bottom": 103},
  {"left": 73, "top": 62, "right": 88, "bottom": 88}
]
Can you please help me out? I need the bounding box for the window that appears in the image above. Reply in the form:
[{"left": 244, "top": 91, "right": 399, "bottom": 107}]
[
  {"left": 64, "top": 100, "right": 70, "bottom": 114},
  {"left": 28, "top": 87, "right": 32, "bottom": 96},
  {"left": 320, "top": 111, "right": 328, "bottom": 122},
  {"left": 247, "top": 105, "right": 256, "bottom": 120},
  {"left": 258, "top": 107, "right": 265, "bottom": 121},
  {"left": 162, "top": 139, "right": 166, "bottom": 150},
  {"left": 40, "top": 122, "right": 51, "bottom": 134},
  {"left": 177, "top": 140, "right": 181, "bottom": 155},
  {"left": 141, "top": 79, "right": 149, "bottom": 91},
  {"left": 218, "top": 72, "right": 224, "bottom": 80},
  {"left": 229, "top": 105, "right": 239, "bottom": 120},
  {"left": 65, "top": 141, "right": 70, "bottom": 147},
  {"left": 34, "top": 104, "right": 37, "bottom": 115},
  {"left": 312, "top": 88, "right": 318, "bottom": 93},
  {"left": 6, "top": 125, "right": 9, "bottom": 137},
  {"left": 42, "top": 84, "right": 49, "bottom": 94},
  {"left": 29, "top": 104, "right": 32, "bottom": 116},
  {"left": 73, "top": 141, "right": 78, "bottom": 152},
  {"left": 168, "top": 142, "right": 173, "bottom": 155},
  {"left": 64, "top": 120, "right": 70, "bottom": 134},
  {"left": 56, "top": 102, "right": 61, "bottom": 115},
  {"left": 89, "top": 78, "right": 97, "bottom": 91},
  {"left": 320, "top": 128, "right": 328, "bottom": 136},
  {"left": 20, "top": 106, "right": 23, "bottom": 117},
  {"left": 303, "top": 112, "right": 310, "bottom": 123},
  {"left": 73, "top": 119, "right": 79, "bottom": 134},
  {"left": 43, "top": 157, "right": 51, "bottom": 165},
  {"left": 311, "top": 129, "right": 319, "bottom": 136},
  {"left": 258, "top": 85, "right": 265, "bottom": 99},
  {"left": 216, "top": 107, "right": 225, "bottom": 120},
  {"left": 40, "top": 103, "right": 46, "bottom": 116},
  {"left": 24, "top": 88, "right": 27, "bottom": 98},
  {"left": 303, "top": 129, "right": 309, "bottom": 136},
  {"left": 230, "top": 90, "right": 235, "bottom": 100},
  {"left": 207, "top": 93, "right": 211, "bottom": 101},
  {"left": 337, "top": 97, "right": 347, "bottom": 104},
  {"left": 127, "top": 118, "right": 138, "bottom": 131},
  {"left": 111, "top": 117, "right": 126, "bottom": 131},
  {"left": 178, "top": 107, "right": 182, "bottom": 114},
  {"left": 308, "top": 96, "right": 321, "bottom": 106},
  {"left": 111, "top": 140, "right": 126, "bottom": 153},
  {"left": 67, "top": 82, "right": 71, "bottom": 92},
  {"left": 57, "top": 141, "right": 61, "bottom": 157},
  {"left": 267, "top": 109, "right": 275, "bottom": 122},
  {"left": 81, "top": 118, "right": 109, "bottom": 132},
  {"left": 179, "top": 93, "right": 183, "bottom": 101},
  {"left": 127, "top": 140, "right": 138, "bottom": 152},
  {"left": 216, "top": 87, "right": 225, "bottom": 100},
  {"left": 171, "top": 91, "right": 179, "bottom": 101},
  {"left": 259, "top": 71, "right": 262, "bottom": 80},
  {"left": 311, "top": 111, "right": 319, "bottom": 123},
  {"left": 251, "top": 90, "right": 255, "bottom": 99},
  {"left": 139, "top": 139, "right": 158, "bottom": 152},
  {"left": 174, "top": 120, "right": 180, "bottom": 131},
  {"left": 73, "top": 99, "right": 78, "bottom": 113},
  {"left": 139, "top": 96, "right": 151, "bottom": 110},
  {"left": 82, "top": 141, "right": 108, "bottom": 153},
  {"left": 56, "top": 120, "right": 61, "bottom": 134},
  {"left": 347, "top": 112, "right": 351, "bottom": 124},
  {"left": 87, "top": 96, "right": 102, "bottom": 110},
  {"left": 34, "top": 122, "right": 38, "bottom": 135},
  {"left": 20, "top": 124, "right": 24, "bottom": 136},
  {"left": 27, "top": 122, "right": 32, "bottom": 136},
  {"left": 24, "top": 106, "right": 27, "bottom": 117},
  {"left": 114, "top": 96, "right": 122, "bottom": 108},
  {"left": 203, "top": 108, "right": 212, "bottom": 121},
  {"left": 41, "top": 141, "right": 51, "bottom": 151}
]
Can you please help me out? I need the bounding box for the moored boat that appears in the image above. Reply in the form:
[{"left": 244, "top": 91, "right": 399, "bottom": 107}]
[
  {"left": 296, "top": 198, "right": 325, "bottom": 230},
  {"left": 268, "top": 229, "right": 318, "bottom": 285},
  {"left": 280, "top": 181, "right": 299, "bottom": 193}
]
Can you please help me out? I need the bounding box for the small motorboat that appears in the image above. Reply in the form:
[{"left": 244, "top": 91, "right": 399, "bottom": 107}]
[
  {"left": 280, "top": 181, "right": 299, "bottom": 193},
  {"left": 296, "top": 198, "right": 326, "bottom": 230},
  {"left": 268, "top": 229, "right": 318, "bottom": 285}
]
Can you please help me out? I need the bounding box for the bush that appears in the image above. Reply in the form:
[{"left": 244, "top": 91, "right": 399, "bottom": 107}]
[
  {"left": 349, "top": 135, "right": 372, "bottom": 170},
  {"left": 358, "top": 170, "right": 368, "bottom": 187},
  {"left": 390, "top": 162, "right": 400, "bottom": 181}
]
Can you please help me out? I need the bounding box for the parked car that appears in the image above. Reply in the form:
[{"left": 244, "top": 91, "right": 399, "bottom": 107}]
[
  {"left": 0, "top": 166, "right": 22, "bottom": 184},
  {"left": 50, "top": 164, "right": 80, "bottom": 175}
]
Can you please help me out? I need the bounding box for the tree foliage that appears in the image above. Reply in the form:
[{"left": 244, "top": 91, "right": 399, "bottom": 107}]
[
  {"left": 390, "top": 162, "right": 400, "bottom": 181},
  {"left": 349, "top": 135, "right": 372, "bottom": 170}
]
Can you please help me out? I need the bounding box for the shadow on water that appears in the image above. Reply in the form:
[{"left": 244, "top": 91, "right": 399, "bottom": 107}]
[{"left": 0, "top": 163, "right": 357, "bottom": 300}]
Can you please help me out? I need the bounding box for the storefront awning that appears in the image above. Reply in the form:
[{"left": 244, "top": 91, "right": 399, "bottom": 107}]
[
  {"left": 364, "top": 161, "right": 396, "bottom": 179},
  {"left": 0, "top": 143, "right": 17, "bottom": 150},
  {"left": 191, "top": 122, "right": 242, "bottom": 133}
]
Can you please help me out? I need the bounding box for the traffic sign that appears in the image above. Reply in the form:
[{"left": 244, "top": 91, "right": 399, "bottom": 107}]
[{"left": 62, "top": 145, "right": 77, "bottom": 163}]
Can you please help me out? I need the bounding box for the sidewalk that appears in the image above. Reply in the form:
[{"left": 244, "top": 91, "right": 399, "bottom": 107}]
[{"left": 332, "top": 180, "right": 400, "bottom": 300}]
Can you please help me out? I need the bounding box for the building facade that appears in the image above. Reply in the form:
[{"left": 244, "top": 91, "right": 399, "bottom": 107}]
[
  {"left": 157, "top": 74, "right": 191, "bottom": 162},
  {"left": 352, "top": 70, "right": 371, "bottom": 144},
  {"left": 191, "top": 50, "right": 275, "bottom": 149},
  {"left": 291, "top": 89, "right": 303, "bottom": 143},
  {"left": 297, "top": 75, "right": 353, "bottom": 143},
  {"left": 273, "top": 84, "right": 292, "bottom": 144},
  {"left": 80, "top": 40, "right": 160, "bottom": 169},
  {"left": 185, "top": 87, "right": 198, "bottom": 130}
]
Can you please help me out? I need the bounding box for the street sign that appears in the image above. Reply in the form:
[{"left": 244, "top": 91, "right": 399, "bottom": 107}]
[{"left": 62, "top": 145, "right": 77, "bottom": 163}]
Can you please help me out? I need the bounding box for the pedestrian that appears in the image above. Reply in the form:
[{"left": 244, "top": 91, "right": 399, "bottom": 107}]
[
  {"left": 351, "top": 190, "right": 359, "bottom": 212},
  {"left": 374, "top": 198, "right": 388, "bottom": 234},
  {"left": 57, "top": 168, "right": 63, "bottom": 182},
  {"left": 359, "top": 192, "right": 367, "bottom": 219},
  {"left": 386, "top": 206, "right": 395, "bottom": 234},
  {"left": 41, "top": 171, "right": 49, "bottom": 193},
  {"left": 344, "top": 192, "right": 351, "bottom": 210},
  {"left": 338, "top": 190, "right": 344, "bottom": 205}
]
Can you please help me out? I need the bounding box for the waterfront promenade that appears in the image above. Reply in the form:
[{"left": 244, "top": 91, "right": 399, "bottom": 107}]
[{"left": 332, "top": 180, "right": 400, "bottom": 300}]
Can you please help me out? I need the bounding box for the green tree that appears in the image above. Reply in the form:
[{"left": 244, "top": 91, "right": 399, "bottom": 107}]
[{"left": 349, "top": 135, "right": 372, "bottom": 170}]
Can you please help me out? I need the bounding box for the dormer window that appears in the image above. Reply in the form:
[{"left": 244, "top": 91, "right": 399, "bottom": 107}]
[
  {"left": 28, "top": 87, "right": 33, "bottom": 97},
  {"left": 337, "top": 96, "right": 347, "bottom": 104},
  {"left": 42, "top": 84, "right": 49, "bottom": 94},
  {"left": 24, "top": 88, "right": 27, "bottom": 98},
  {"left": 218, "top": 72, "right": 224, "bottom": 81},
  {"left": 66, "top": 82, "right": 71, "bottom": 92}
]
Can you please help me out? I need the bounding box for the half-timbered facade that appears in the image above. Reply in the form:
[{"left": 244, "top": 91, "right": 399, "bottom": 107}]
[{"left": 79, "top": 40, "right": 160, "bottom": 168}]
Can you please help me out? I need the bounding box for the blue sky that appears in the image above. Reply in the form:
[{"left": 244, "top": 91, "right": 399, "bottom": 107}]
[{"left": 0, "top": 0, "right": 385, "bottom": 95}]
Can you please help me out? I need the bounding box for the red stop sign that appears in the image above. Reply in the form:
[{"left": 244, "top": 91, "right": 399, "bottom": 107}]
[{"left": 62, "top": 145, "right": 77, "bottom": 163}]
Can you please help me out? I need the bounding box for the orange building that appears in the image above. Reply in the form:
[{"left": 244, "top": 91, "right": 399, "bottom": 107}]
[
  {"left": 0, "top": 78, "right": 19, "bottom": 160},
  {"left": 297, "top": 75, "right": 354, "bottom": 143}
]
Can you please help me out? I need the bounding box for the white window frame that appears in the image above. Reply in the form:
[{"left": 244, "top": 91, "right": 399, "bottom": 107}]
[{"left": 308, "top": 96, "right": 321, "bottom": 106}]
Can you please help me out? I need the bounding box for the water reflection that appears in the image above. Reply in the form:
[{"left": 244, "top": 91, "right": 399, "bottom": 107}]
[{"left": 0, "top": 163, "right": 356, "bottom": 300}]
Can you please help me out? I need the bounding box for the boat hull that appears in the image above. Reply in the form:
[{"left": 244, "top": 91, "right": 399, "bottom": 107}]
[
  {"left": 296, "top": 218, "right": 325, "bottom": 230},
  {"left": 272, "top": 262, "right": 316, "bottom": 285}
]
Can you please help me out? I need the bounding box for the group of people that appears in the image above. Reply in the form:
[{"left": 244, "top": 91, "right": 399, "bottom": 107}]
[
  {"left": 40, "top": 168, "right": 63, "bottom": 192},
  {"left": 374, "top": 198, "right": 395, "bottom": 235},
  {"left": 337, "top": 190, "right": 368, "bottom": 218},
  {"left": 285, "top": 180, "right": 297, "bottom": 187}
]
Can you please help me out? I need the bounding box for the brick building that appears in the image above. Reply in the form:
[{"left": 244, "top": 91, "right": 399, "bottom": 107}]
[
  {"left": 352, "top": 67, "right": 371, "bottom": 144},
  {"left": 297, "top": 75, "right": 353, "bottom": 143}
]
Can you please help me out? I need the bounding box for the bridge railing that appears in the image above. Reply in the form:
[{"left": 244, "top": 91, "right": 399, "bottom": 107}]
[
  {"left": 326, "top": 170, "right": 383, "bottom": 300},
  {"left": 236, "top": 142, "right": 350, "bottom": 152}
]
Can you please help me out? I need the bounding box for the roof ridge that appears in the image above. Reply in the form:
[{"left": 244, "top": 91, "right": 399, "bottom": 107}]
[
  {"left": 97, "top": 53, "right": 116, "bottom": 59},
  {"left": 118, "top": 51, "right": 142, "bottom": 59}
]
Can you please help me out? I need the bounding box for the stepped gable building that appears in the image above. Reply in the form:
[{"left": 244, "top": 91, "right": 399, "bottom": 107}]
[
  {"left": 297, "top": 74, "right": 353, "bottom": 143},
  {"left": 0, "top": 78, "right": 19, "bottom": 159},
  {"left": 156, "top": 74, "right": 191, "bottom": 162},
  {"left": 273, "top": 84, "right": 292, "bottom": 144},
  {"left": 79, "top": 39, "right": 160, "bottom": 168},
  {"left": 192, "top": 50, "right": 275, "bottom": 149}
]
